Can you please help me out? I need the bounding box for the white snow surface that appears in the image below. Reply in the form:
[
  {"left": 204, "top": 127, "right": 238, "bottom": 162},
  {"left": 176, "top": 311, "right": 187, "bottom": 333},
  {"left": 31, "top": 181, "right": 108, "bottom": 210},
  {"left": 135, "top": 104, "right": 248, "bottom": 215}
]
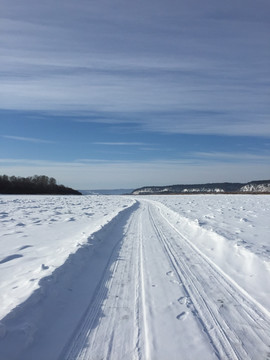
[
  {"left": 0, "top": 194, "right": 269, "bottom": 360},
  {"left": 0, "top": 195, "right": 135, "bottom": 320}
]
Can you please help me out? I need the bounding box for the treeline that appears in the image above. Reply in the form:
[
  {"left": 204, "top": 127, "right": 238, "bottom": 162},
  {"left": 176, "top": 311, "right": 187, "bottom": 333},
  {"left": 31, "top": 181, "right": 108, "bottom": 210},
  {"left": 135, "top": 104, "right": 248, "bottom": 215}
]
[
  {"left": 0, "top": 175, "right": 81, "bottom": 195},
  {"left": 131, "top": 179, "right": 270, "bottom": 195}
]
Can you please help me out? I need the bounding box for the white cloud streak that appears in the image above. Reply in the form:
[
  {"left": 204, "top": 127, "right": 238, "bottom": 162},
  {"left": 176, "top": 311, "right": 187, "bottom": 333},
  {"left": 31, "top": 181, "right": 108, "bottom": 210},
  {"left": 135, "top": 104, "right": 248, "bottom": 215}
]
[
  {"left": 93, "top": 142, "right": 146, "bottom": 146},
  {"left": 0, "top": 0, "right": 269, "bottom": 137},
  {"left": 192, "top": 151, "right": 270, "bottom": 162},
  {"left": 2, "top": 135, "right": 54, "bottom": 144}
]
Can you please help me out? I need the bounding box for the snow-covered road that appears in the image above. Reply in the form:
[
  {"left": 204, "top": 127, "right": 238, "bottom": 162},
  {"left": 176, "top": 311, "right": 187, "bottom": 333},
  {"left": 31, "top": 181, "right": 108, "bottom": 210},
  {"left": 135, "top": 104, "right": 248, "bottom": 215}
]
[
  {"left": 62, "top": 200, "right": 270, "bottom": 360},
  {"left": 0, "top": 196, "right": 270, "bottom": 359},
  {"left": 62, "top": 200, "right": 215, "bottom": 360}
]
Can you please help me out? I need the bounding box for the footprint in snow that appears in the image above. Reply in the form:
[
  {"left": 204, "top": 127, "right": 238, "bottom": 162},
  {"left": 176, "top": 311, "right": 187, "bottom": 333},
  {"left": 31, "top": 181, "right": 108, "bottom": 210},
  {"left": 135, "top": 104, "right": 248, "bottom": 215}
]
[
  {"left": 176, "top": 311, "right": 188, "bottom": 321},
  {"left": 170, "top": 279, "right": 180, "bottom": 285},
  {"left": 65, "top": 217, "right": 76, "bottom": 222},
  {"left": 19, "top": 245, "right": 33, "bottom": 251},
  {"left": 178, "top": 296, "right": 187, "bottom": 305},
  {"left": 84, "top": 213, "right": 94, "bottom": 216}
]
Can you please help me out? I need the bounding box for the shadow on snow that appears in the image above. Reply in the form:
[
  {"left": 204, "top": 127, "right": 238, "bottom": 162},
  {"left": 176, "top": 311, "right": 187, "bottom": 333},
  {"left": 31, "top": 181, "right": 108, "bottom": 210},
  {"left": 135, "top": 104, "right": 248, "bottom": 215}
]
[{"left": 0, "top": 201, "right": 139, "bottom": 360}]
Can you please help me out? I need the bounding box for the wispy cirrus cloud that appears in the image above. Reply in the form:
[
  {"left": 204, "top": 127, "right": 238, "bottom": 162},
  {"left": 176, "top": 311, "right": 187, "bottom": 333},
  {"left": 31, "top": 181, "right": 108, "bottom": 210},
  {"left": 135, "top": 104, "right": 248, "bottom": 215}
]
[
  {"left": 1, "top": 0, "right": 270, "bottom": 188},
  {"left": 191, "top": 151, "right": 270, "bottom": 162},
  {"left": 1, "top": 0, "right": 269, "bottom": 138},
  {"left": 93, "top": 142, "right": 146, "bottom": 146},
  {"left": 2, "top": 135, "right": 54, "bottom": 144}
]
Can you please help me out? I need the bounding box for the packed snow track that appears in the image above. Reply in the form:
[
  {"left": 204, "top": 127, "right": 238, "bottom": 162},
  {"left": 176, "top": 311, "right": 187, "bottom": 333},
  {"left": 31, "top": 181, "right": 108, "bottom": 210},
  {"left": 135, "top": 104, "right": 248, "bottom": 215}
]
[{"left": 1, "top": 199, "right": 270, "bottom": 360}]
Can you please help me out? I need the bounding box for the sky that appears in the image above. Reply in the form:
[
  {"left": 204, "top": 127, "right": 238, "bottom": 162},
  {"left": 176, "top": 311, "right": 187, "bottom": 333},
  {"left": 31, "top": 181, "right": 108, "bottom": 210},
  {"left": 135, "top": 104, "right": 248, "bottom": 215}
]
[{"left": 1, "top": 0, "right": 270, "bottom": 189}]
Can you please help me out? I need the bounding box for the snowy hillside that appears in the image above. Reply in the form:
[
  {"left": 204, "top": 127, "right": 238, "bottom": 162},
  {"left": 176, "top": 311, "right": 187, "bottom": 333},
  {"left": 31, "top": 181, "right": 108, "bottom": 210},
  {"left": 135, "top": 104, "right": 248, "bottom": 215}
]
[
  {"left": 132, "top": 180, "right": 270, "bottom": 194},
  {"left": 0, "top": 194, "right": 269, "bottom": 359},
  {"left": 240, "top": 183, "right": 270, "bottom": 192}
]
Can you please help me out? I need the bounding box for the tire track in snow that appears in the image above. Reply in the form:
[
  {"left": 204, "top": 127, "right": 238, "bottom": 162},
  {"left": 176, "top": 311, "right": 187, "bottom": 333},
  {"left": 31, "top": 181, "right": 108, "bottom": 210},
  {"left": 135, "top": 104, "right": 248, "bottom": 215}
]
[
  {"left": 133, "top": 202, "right": 215, "bottom": 360},
  {"left": 148, "top": 202, "right": 270, "bottom": 360},
  {"left": 62, "top": 244, "right": 120, "bottom": 360},
  {"left": 149, "top": 209, "right": 240, "bottom": 359},
  {"left": 135, "top": 210, "right": 150, "bottom": 360},
  {"left": 62, "top": 202, "right": 142, "bottom": 360}
]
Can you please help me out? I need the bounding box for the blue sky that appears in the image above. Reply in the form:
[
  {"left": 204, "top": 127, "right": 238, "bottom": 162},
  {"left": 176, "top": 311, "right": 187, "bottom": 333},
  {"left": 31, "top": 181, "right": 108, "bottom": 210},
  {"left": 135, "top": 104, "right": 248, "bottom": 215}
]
[{"left": 1, "top": 0, "right": 270, "bottom": 189}]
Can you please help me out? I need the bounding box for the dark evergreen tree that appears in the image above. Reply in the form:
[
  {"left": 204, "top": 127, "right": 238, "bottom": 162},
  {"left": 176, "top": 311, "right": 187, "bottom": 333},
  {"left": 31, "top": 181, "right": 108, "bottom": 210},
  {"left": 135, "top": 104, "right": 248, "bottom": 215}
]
[{"left": 0, "top": 175, "right": 81, "bottom": 195}]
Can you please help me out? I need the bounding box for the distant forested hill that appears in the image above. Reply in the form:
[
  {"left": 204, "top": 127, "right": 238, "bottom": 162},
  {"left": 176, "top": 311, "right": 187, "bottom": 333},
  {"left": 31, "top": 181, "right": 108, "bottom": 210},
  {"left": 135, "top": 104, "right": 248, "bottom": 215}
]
[
  {"left": 132, "top": 180, "right": 270, "bottom": 195},
  {"left": 0, "top": 175, "right": 81, "bottom": 195}
]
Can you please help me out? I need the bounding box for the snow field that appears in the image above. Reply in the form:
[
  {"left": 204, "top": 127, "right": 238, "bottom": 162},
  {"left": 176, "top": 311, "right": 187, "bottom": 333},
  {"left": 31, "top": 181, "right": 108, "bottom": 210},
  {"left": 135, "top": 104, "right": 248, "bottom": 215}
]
[
  {"left": 149, "top": 194, "right": 270, "bottom": 260},
  {"left": 0, "top": 194, "right": 269, "bottom": 359},
  {"left": 0, "top": 195, "right": 135, "bottom": 320},
  {"left": 144, "top": 195, "right": 270, "bottom": 312}
]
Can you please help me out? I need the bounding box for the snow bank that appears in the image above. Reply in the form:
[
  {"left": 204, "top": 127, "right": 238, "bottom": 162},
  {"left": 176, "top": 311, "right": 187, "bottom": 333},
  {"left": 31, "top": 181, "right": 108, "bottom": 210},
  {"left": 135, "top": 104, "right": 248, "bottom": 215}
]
[
  {"left": 0, "top": 195, "right": 135, "bottom": 321},
  {"left": 143, "top": 195, "right": 270, "bottom": 311}
]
